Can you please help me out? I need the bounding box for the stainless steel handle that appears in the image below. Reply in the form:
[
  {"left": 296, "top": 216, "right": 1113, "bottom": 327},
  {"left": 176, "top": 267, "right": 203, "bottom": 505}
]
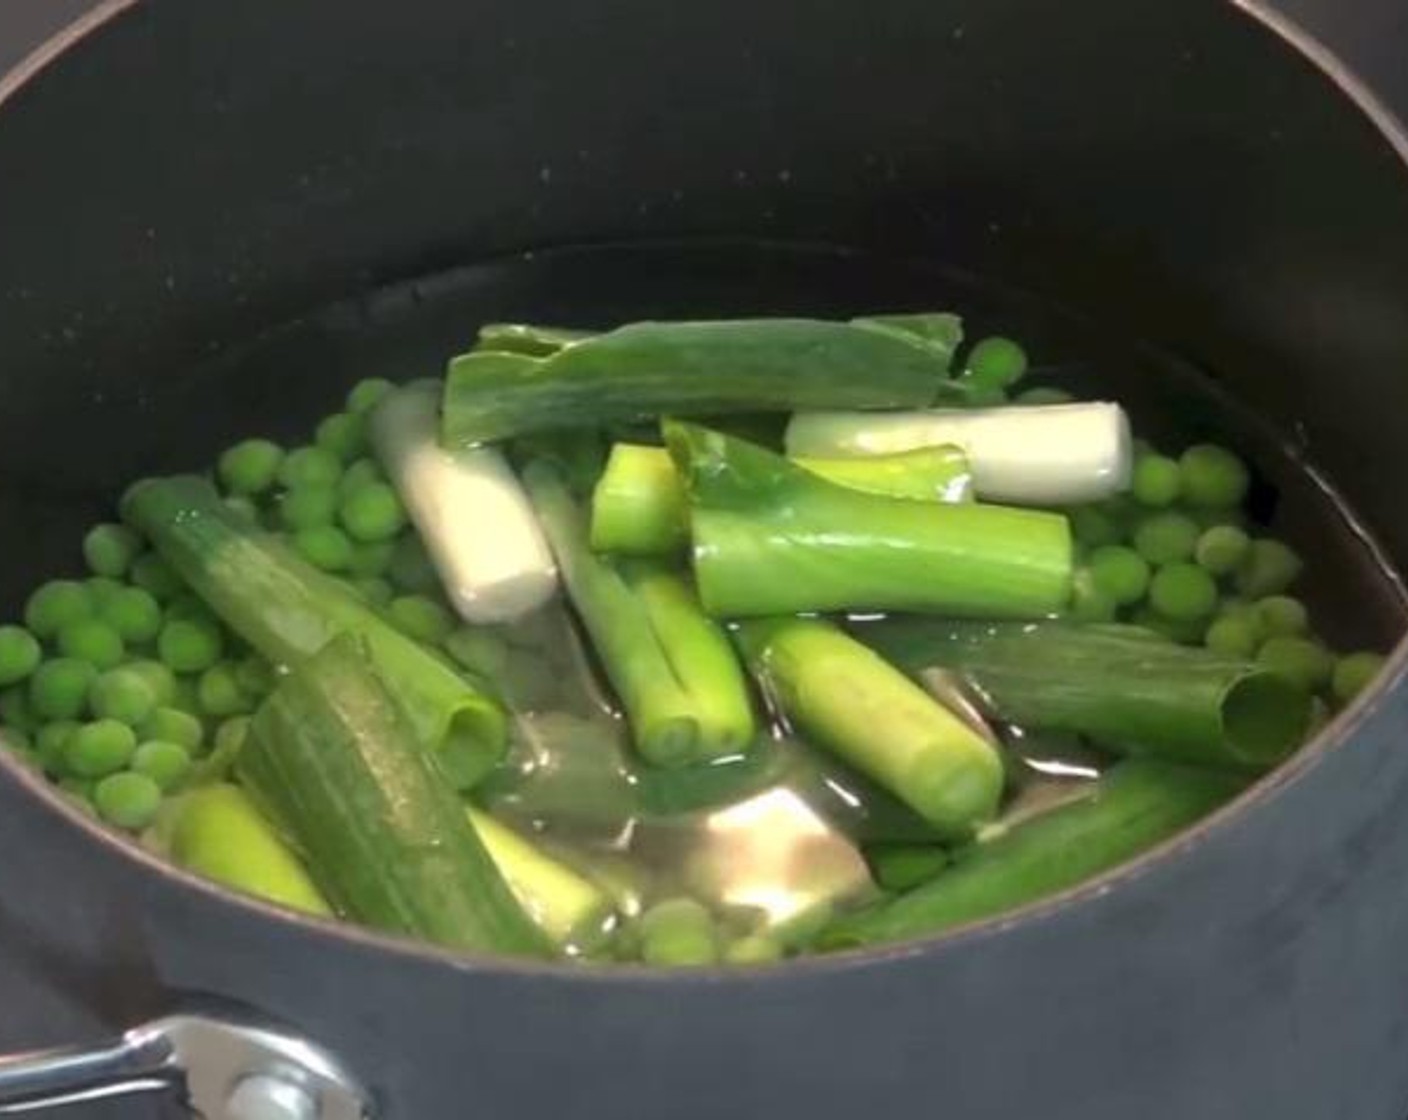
[{"left": 0, "top": 1004, "right": 375, "bottom": 1118}]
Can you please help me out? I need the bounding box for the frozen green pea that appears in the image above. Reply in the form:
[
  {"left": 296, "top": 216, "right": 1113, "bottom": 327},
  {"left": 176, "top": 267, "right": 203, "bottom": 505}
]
[
  {"left": 1068, "top": 569, "right": 1118, "bottom": 623},
  {"left": 1332, "top": 651, "right": 1387, "bottom": 705},
  {"left": 197, "top": 663, "right": 250, "bottom": 717},
  {"left": 1179, "top": 443, "right": 1250, "bottom": 510},
  {"left": 93, "top": 771, "right": 162, "bottom": 830},
  {"left": 1149, "top": 563, "right": 1218, "bottom": 622},
  {"left": 1258, "top": 636, "right": 1332, "bottom": 691},
  {"left": 83, "top": 523, "right": 141, "bottom": 578},
  {"left": 0, "top": 688, "right": 32, "bottom": 731},
  {"left": 98, "top": 587, "right": 163, "bottom": 644},
  {"left": 0, "top": 626, "right": 41, "bottom": 686},
  {"left": 158, "top": 619, "right": 224, "bottom": 674},
  {"left": 130, "top": 554, "right": 183, "bottom": 601},
  {"left": 1133, "top": 512, "right": 1200, "bottom": 566},
  {"left": 387, "top": 536, "right": 438, "bottom": 594},
  {"left": 85, "top": 577, "right": 125, "bottom": 609},
  {"left": 88, "top": 667, "right": 158, "bottom": 726},
  {"left": 131, "top": 739, "right": 193, "bottom": 791},
  {"left": 339, "top": 483, "right": 406, "bottom": 543},
  {"left": 443, "top": 628, "right": 511, "bottom": 679},
  {"left": 1255, "top": 595, "right": 1308, "bottom": 638},
  {"left": 65, "top": 719, "right": 137, "bottom": 778},
  {"left": 293, "top": 525, "right": 355, "bottom": 572},
  {"left": 387, "top": 595, "right": 453, "bottom": 645},
  {"left": 1130, "top": 607, "right": 1206, "bottom": 646},
  {"left": 723, "top": 934, "right": 784, "bottom": 965},
  {"left": 348, "top": 577, "right": 395, "bottom": 606},
  {"left": 1204, "top": 614, "right": 1261, "bottom": 659},
  {"left": 348, "top": 540, "right": 396, "bottom": 578},
  {"left": 964, "top": 336, "right": 1028, "bottom": 390},
  {"left": 1087, "top": 545, "right": 1151, "bottom": 606},
  {"left": 59, "top": 776, "right": 95, "bottom": 806},
  {"left": 346, "top": 377, "right": 394, "bottom": 414},
  {"left": 1194, "top": 524, "right": 1250, "bottom": 577},
  {"left": 222, "top": 495, "right": 260, "bottom": 524},
  {"left": 35, "top": 721, "right": 78, "bottom": 774},
  {"left": 24, "top": 580, "right": 93, "bottom": 639},
  {"left": 338, "top": 457, "right": 385, "bottom": 496},
  {"left": 57, "top": 619, "right": 124, "bottom": 669},
  {"left": 315, "top": 411, "right": 368, "bottom": 463},
  {"left": 1235, "top": 538, "right": 1303, "bottom": 598},
  {"left": 218, "top": 438, "right": 284, "bottom": 495},
  {"left": 141, "top": 707, "right": 204, "bottom": 753},
  {"left": 36, "top": 668, "right": 92, "bottom": 726},
  {"left": 1131, "top": 454, "right": 1181, "bottom": 507},
  {"left": 234, "top": 656, "right": 276, "bottom": 699},
  {"left": 277, "top": 445, "right": 342, "bottom": 490},
  {"left": 278, "top": 485, "right": 339, "bottom": 531},
  {"left": 126, "top": 660, "right": 177, "bottom": 706},
  {"left": 868, "top": 843, "right": 951, "bottom": 893},
  {"left": 1068, "top": 505, "right": 1121, "bottom": 550},
  {"left": 639, "top": 898, "right": 719, "bottom": 966}
]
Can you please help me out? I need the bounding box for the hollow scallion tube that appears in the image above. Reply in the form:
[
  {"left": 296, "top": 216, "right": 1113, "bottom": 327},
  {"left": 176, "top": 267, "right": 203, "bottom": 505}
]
[
  {"left": 523, "top": 459, "right": 756, "bottom": 768},
  {"left": 122, "top": 475, "right": 506, "bottom": 789},
  {"left": 666, "top": 422, "right": 1072, "bottom": 619},
  {"left": 240, "top": 635, "right": 551, "bottom": 957},
  {"left": 735, "top": 617, "right": 1004, "bottom": 839},
  {"left": 590, "top": 442, "right": 973, "bottom": 555},
  {"left": 818, "top": 759, "right": 1245, "bottom": 949},
  {"left": 865, "top": 619, "right": 1312, "bottom": 770}
]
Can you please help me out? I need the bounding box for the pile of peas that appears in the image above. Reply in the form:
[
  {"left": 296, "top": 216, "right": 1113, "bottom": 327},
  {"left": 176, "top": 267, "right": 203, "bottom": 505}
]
[
  {"left": 1065, "top": 440, "right": 1384, "bottom": 716},
  {"left": 0, "top": 377, "right": 563, "bottom": 835}
]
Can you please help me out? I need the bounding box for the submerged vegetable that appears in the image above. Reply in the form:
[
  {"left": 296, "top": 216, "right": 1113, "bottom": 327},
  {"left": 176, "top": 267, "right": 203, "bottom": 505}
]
[
  {"left": 866, "top": 620, "right": 1312, "bottom": 770},
  {"left": 666, "top": 422, "right": 1073, "bottom": 619},
  {"left": 240, "top": 636, "right": 551, "bottom": 957},
  {"left": 443, "top": 313, "right": 968, "bottom": 447},
  {"left": 736, "top": 617, "right": 1005, "bottom": 838},
  {"left": 589, "top": 442, "right": 972, "bottom": 555},
  {"left": 819, "top": 759, "right": 1245, "bottom": 949},
  {"left": 524, "top": 460, "right": 756, "bottom": 767},
  {"left": 371, "top": 381, "right": 557, "bottom": 623},
  {"left": 122, "top": 476, "right": 506, "bottom": 789},
  {"left": 784, "top": 401, "right": 1132, "bottom": 505}
]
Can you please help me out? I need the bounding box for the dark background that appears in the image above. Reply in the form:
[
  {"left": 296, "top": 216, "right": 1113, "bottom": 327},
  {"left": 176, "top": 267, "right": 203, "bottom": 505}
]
[{"left": 3, "top": 1, "right": 1408, "bottom": 121}]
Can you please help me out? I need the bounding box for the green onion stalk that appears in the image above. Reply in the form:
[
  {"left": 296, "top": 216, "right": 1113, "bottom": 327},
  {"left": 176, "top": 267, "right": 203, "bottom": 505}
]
[
  {"left": 863, "top": 619, "right": 1313, "bottom": 770},
  {"left": 819, "top": 759, "right": 1245, "bottom": 949},
  {"left": 665, "top": 422, "right": 1073, "bottom": 619},
  {"left": 444, "top": 312, "right": 972, "bottom": 448},
  {"left": 522, "top": 459, "right": 756, "bottom": 769},
  {"left": 123, "top": 475, "right": 506, "bottom": 789},
  {"left": 590, "top": 441, "right": 973, "bottom": 555}
]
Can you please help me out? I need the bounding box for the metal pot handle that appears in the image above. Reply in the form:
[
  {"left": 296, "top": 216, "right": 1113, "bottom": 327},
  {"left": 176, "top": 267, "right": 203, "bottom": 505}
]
[{"left": 0, "top": 1005, "right": 375, "bottom": 1118}]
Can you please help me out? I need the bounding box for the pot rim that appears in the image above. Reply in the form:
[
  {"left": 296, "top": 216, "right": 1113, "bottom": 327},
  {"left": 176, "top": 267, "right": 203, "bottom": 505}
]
[{"left": 1, "top": 0, "right": 1406, "bottom": 985}]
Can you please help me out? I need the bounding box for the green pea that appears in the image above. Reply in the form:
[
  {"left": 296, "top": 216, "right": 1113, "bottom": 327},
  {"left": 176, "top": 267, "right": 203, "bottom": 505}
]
[
  {"left": 964, "top": 336, "right": 1028, "bottom": 390},
  {"left": 277, "top": 445, "right": 342, "bottom": 490},
  {"left": 1179, "top": 443, "right": 1250, "bottom": 510},
  {"left": 1131, "top": 453, "right": 1181, "bottom": 507},
  {"left": 1258, "top": 636, "right": 1333, "bottom": 691},
  {"left": 315, "top": 411, "right": 368, "bottom": 463},
  {"left": 93, "top": 771, "right": 162, "bottom": 830},
  {"left": 234, "top": 656, "right": 276, "bottom": 699},
  {"left": 0, "top": 687, "right": 32, "bottom": 731},
  {"left": 35, "top": 720, "right": 78, "bottom": 774},
  {"left": 65, "top": 719, "right": 137, "bottom": 777},
  {"left": 1332, "top": 651, "right": 1387, "bottom": 705},
  {"left": 197, "top": 663, "right": 250, "bottom": 717},
  {"left": 1067, "top": 505, "right": 1121, "bottom": 550},
  {"left": 1194, "top": 524, "right": 1250, "bottom": 577},
  {"left": 346, "top": 377, "right": 394, "bottom": 414},
  {"left": 278, "top": 485, "right": 339, "bottom": 531},
  {"left": 24, "top": 580, "right": 93, "bottom": 639},
  {"left": 387, "top": 536, "right": 438, "bottom": 593},
  {"left": 1255, "top": 595, "right": 1308, "bottom": 638},
  {"left": 83, "top": 523, "right": 141, "bottom": 578},
  {"left": 638, "top": 898, "right": 719, "bottom": 966},
  {"left": 388, "top": 595, "right": 453, "bottom": 645},
  {"left": 140, "top": 707, "right": 204, "bottom": 753},
  {"left": 218, "top": 438, "right": 285, "bottom": 495},
  {"left": 338, "top": 457, "right": 386, "bottom": 497},
  {"left": 1149, "top": 563, "right": 1218, "bottom": 622},
  {"left": 1068, "top": 569, "right": 1118, "bottom": 623},
  {"left": 98, "top": 587, "right": 163, "bottom": 644},
  {"left": 56, "top": 619, "right": 124, "bottom": 670},
  {"left": 130, "top": 554, "right": 183, "bottom": 601},
  {"left": 85, "top": 577, "right": 126, "bottom": 609},
  {"left": 1132, "top": 511, "right": 1200, "bottom": 566},
  {"left": 1235, "top": 538, "right": 1303, "bottom": 599},
  {"left": 443, "top": 628, "right": 511, "bottom": 679},
  {"left": 1203, "top": 614, "right": 1260, "bottom": 659},
  {"left": 125, "top": 660, "right": 178, "bottom": 706},
  {"left": 0, "top": 626, "right": 42, "bottom": 687},
  {"left": 348, "top": 541, "right": 396, "bottom": 578},
  {"left": 28, "top": 658, "right": 98, "bottom": 721},
  {"left": 339, "top": 483, "right": 407, "bottom": 543},
  {"left": 158, "top": 619, "right": 224, "bottom": 674},
  {"left": 293, "top": 525, "right": 355, "bottom": 572},
  {"left": 88, "top": 667, "right": 158, "bottom": 727},
  {"left": 131, "top": 739, "right": 193, "bottom": 792},
  {"left": 723, "top": 935, "right": 784, "bottom": 965},
  {"left": 1086, "top": 545, "right": 1151, "bottom": 606}
]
